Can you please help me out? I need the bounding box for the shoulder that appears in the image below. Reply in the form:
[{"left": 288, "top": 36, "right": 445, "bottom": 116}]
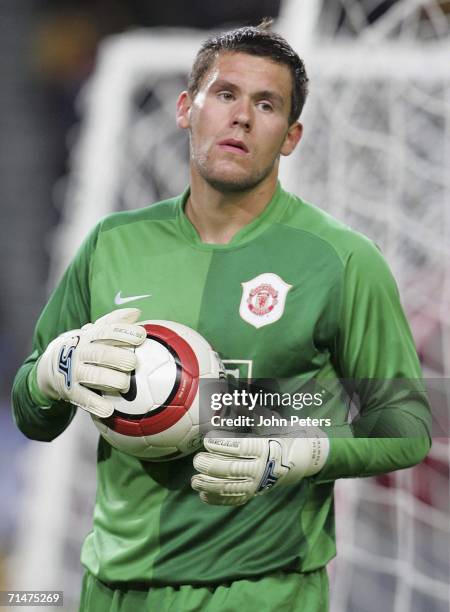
[
  {"left": 279, "top": 187, "right": 386, "bottom": 271},
  {"left": 98, "top": 194, "right": 182, "bottom": 234}
]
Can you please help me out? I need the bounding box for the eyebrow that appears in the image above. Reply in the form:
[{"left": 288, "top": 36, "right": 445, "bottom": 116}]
[{"left": 210, "top": 79, "right": 285, "bottom": 108}]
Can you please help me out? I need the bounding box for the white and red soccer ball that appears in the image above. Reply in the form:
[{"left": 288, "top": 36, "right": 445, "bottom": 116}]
[{"left": 91, "top": 320, "right": 225, "bottom": 461}]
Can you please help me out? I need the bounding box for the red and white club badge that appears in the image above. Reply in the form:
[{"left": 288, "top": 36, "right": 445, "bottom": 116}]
[{"left": 239, "top": 273, "right": 292, "bottom": 329}]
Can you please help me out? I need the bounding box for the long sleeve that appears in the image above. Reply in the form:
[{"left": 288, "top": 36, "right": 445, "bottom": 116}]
[
  {"left": 11, "top": 226, "right": 99, "bottom": 441},
  {"left": 317, "top": 237, "right": 431, "bottom": 482}
]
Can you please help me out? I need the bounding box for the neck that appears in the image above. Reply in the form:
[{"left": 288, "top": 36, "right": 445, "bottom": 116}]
[{"left": 185, "top": 168, "right": 279, "bottom": 244}]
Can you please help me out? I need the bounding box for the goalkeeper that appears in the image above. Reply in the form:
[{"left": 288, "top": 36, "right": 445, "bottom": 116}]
[{"left": 12, "top": 20, "right": 431, "bottom": 612}]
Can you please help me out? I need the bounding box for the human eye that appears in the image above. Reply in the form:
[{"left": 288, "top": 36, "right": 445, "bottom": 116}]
[
  {"left": 217, "top": 91, "right": 234, "bottom": 102},
  {"left": 257, "top": 100, "right": 274, "bottom": 112}
]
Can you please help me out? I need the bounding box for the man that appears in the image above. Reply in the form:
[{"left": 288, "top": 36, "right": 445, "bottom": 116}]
[{"left": 12, "top": 21, "right": 431, "bottom": 612}]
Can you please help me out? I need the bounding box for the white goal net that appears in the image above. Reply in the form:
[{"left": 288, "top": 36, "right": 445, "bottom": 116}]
[{"left": 10, "top": 2, "right": 450, "bottom": 611}]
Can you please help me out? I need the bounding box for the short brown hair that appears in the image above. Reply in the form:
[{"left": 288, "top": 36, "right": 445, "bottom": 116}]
[{"left": 188, "top": 20, "right": 309, "bottom": 124}]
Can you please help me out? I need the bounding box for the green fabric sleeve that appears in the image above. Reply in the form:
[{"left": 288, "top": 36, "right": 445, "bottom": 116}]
[
  {"left": 317, "top": 238, "right": 431, "bottom": 482},
  {"left": 11, "top": 225, "right": 100, "bottom": 442},
  {"left": 27, "top": 360, "right": 51, "bottom": 407}
]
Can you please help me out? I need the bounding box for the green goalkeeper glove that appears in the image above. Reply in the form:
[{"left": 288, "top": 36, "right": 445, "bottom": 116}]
[
  {"left": 29, "top": 308, "right": 146, "bottom": 418},
  {"left": 191, "top": 432, "right": 329, "bottom": 506}
]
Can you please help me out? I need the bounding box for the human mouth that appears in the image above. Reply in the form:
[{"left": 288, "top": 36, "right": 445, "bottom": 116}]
[{"left": 217, "top": 139, "right": 249, "bottom": 154}]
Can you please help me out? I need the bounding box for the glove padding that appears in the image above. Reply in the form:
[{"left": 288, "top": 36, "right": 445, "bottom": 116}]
[
  {"left": 34, "top": 308, "right": 146, "bottom": 417},
  {"left": 192, "top": 432, "right": 329, "bottom": 506}
]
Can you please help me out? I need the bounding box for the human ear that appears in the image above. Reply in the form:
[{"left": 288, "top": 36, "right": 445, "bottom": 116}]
[
  {"left": 176, "top": 91, "right": 192, "bottom": 129},
  {"left": 280, "top": 122, "right": 303, "bottom": 156}
]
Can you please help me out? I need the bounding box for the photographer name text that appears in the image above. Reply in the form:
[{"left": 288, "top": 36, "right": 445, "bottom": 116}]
[{"left": 210, "top": 389, "right": 332, "bottom": 428}]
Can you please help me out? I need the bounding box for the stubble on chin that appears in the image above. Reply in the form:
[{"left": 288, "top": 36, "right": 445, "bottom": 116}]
[{"left": 191, "top": 145, "right": 275, "bottom": 194}]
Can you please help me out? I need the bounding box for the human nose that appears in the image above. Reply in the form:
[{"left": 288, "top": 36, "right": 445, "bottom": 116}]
[{"left": 231, "top": 98, "right": 252, "bottom": 131}]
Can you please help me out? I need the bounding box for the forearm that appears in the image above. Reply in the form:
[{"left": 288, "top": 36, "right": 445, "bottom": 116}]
[
  {"left": 12, "top": 360, "right": 76, "bottom": 442},
  {"left": 315, "top": 410, "right": 431, "bottom": 483},
  {"left": 11, "top": 225, "right": 100, "bottom": 441}
]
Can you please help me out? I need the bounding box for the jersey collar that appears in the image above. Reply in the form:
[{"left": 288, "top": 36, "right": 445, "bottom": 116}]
[{"left": 176, "top": 181, "right": 289, "bottom": 251}]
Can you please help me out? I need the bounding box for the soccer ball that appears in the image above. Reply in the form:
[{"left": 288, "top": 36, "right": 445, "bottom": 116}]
[{"left": 91, "top": 320, "right": 225, "bottom": 461}]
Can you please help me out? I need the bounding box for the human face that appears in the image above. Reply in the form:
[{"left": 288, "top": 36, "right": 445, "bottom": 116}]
[{"left": 177, "top": 52, "right": 302, "bottom": 193}]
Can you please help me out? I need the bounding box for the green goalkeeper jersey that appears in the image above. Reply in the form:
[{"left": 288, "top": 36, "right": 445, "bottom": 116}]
[{"left": 12, "top": 183, "right": 431, "bottom": 585}]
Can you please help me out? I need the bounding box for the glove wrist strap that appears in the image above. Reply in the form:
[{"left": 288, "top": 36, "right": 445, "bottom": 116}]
[{"left": 283, "top": 433, "right": 330, "bottom": 485}]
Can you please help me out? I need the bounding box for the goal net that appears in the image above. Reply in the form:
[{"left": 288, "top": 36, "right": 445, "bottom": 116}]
[{"left": 9, "top": 2, "right": 450, "bottom": 610}]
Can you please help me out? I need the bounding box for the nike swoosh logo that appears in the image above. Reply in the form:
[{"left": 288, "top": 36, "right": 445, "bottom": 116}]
[{"left": 114, "top": 291, "right": 152, "bottom": 305}]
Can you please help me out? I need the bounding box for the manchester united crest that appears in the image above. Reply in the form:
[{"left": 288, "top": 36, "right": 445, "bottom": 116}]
[
  {"left": 247, "top": 283, "right": 278, "bottom": 316},
  {"left": 239, "top": 273, "right": 292, "bottom": 329}
]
